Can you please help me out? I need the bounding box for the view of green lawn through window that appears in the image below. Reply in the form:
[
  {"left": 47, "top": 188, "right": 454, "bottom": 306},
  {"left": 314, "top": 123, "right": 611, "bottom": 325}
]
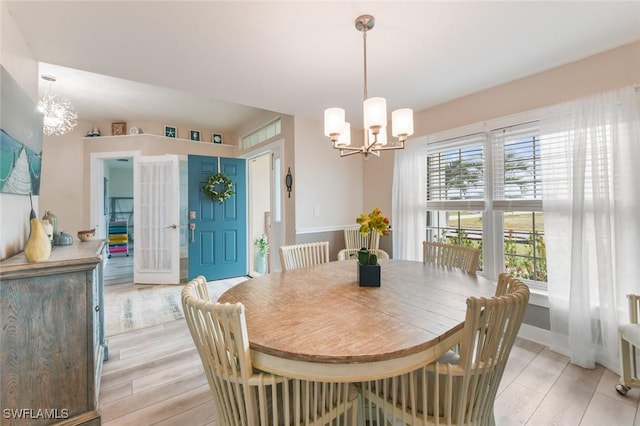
[{"left": 439, "top": 211, "right": 547, "bottom": 282}]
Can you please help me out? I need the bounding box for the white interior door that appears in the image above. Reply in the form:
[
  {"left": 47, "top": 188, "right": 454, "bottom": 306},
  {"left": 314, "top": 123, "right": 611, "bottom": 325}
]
[{"left": 133, "top": 155, "right": 180, "bottom": 284}]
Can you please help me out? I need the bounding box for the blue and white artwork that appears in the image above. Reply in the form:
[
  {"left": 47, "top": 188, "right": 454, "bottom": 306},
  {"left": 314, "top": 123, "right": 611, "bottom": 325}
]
[
  {"left": 0, "top": 129, "right": 41, "bottom": 194},
  {"left": 0, "top": 66, "right": 44, "bottom": 195}
]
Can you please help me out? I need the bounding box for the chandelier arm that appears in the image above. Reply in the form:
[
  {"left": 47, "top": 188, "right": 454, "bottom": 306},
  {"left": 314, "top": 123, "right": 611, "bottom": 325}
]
[
  {"left": 370, "top": 142, "right": 406, "bottom": 152},
  {"left": 340, "top": 149, "right": 366, "bottom": 158},
  {"left": 335, "top": 145, "right": 365, "bottom": 152}
]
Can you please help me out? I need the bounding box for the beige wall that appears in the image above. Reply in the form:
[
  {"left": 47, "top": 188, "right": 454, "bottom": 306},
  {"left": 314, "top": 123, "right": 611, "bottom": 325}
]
[
  {"left": 293, "top": 116, "right": 364, "bottom": 235},
  {"left": 363, "top": 41, "right": 640, "bottom": 220},
  {"left": 0, "top": 3, "right": 40, "bottom": 260}
]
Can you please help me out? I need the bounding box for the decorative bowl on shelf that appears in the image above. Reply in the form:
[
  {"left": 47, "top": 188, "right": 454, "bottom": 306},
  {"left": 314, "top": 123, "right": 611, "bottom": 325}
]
[{"left": 78, "top": 229, "right": 96, "bottom": 242}]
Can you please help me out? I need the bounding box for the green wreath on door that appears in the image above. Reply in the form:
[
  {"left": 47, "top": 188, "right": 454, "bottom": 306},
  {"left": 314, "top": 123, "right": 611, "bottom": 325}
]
[{"left": 202, "top": 173, "right": 234, "bottom": 202}]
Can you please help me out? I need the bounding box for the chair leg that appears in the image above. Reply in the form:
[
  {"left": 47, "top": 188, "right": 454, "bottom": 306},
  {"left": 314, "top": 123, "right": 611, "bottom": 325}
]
[
  {"left": 616, "top": 383, "right": 631, "bottom": 396},
  {"left": 621, "top": 338, "right": 631, "bottom": 382},
  {"left": 618, "top": 336, "right": 634, "bottom": 396},
  {"left": 350, "top": 398, "right": 358, "bottom": 426}
]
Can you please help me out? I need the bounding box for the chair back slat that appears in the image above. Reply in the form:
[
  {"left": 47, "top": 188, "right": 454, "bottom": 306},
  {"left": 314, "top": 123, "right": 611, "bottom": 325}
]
[
  {"left": 279, "top": 241, "right": 330, "bottom": 271},
  {"left": 423, "top": 241, "right": 480, "bottom": 274},
  {"left": 344, "top": 226, "right": 380, "bottom": 251},
  {"left": 495, "top": 272, "right": 522, "bottom": 296},
  {"left": 337, "top": 248, "right": 389, "bottom": 261},
  {"left": 629, "top": 294, "right": 640, "bottom": 324}
]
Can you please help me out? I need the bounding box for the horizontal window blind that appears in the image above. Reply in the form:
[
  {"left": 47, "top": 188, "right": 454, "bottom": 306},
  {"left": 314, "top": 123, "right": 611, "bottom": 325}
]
[
  {"left": 492, "top": 123, "right": 543, "bottom": 211},
  {"left": 427, "top": 133, "right": 486, "bottom": 211}
]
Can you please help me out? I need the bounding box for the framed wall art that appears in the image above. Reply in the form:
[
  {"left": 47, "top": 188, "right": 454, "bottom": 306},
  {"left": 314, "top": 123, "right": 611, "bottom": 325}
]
[
  {"left": 164, "top": 125, "right": 177, "bottom": 138},
  {"left": 112, "top": 122, "right": 126, "bottom": 136},
  {"left": 190, "top": 130, "right": 201, "bottom": 141},
  {"left": 212, "top": 133, "right": 223, "bottom": 144}
]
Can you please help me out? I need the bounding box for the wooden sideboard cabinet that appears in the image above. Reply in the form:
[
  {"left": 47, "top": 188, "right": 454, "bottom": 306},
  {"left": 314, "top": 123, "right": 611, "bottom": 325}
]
[{"left": 0, "top": 240, "right": 107, "bottom": 426}]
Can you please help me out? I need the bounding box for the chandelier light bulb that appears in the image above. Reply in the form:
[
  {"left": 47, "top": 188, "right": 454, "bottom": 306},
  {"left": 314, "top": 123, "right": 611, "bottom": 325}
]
[{"left": 370, "top": 127, "right": 388, "bottom": 146}]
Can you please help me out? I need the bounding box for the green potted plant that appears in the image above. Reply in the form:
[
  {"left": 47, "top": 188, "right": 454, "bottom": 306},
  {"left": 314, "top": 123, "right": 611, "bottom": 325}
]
[
  {"left": 254, "top": 234, "right": 269, "bottom": 274},
  {"left": 355, "top": 208, "right": 390, "bottom": 287}
]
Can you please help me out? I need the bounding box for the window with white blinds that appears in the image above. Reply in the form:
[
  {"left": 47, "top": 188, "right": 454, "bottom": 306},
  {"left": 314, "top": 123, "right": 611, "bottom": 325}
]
[
  {"left": 425, "top": 133, "right": 486, "bottom": 268},
  {"left": 423, "top": 124, "right": 550, "bottom": 285},
  {"left": 492, "top": 123, "right": 543, "bottom": 211},
  {"left": 426, "top": 133, "right": 486, "bottom": 211}
]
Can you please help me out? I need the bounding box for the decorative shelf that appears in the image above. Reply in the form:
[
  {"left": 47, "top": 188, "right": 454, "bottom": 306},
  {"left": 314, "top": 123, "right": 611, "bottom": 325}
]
[{"left": 82, "top": 133, "right": 233, "bottom": 146}]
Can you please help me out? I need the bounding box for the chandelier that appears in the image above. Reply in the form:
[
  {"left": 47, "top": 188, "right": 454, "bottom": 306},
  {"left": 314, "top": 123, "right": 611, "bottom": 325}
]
[
  {"left": 324, "top": 15, "right": 414, "bottom": 158},
  {"left": 38, "top": 75, "right": 78, "bottom": 136}
]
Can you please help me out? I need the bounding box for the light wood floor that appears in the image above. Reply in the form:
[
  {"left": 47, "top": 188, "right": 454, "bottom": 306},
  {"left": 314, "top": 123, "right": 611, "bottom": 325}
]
[{"left": 99, "top": 259, "right": 640, "bottom": 425}]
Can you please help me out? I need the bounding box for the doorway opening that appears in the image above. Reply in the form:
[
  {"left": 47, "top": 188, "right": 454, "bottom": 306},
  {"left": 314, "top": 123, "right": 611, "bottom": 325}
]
[
  {"left": 91, "top": 151, "right": 188, "bottom": 285},
  {"left": 244, "top": 140, "right": 284, "bottom": 275}
]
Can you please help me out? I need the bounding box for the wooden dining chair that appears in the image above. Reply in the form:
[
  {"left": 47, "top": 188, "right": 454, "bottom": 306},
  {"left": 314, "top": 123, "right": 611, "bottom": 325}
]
[
  {"left": 495, "top": 272, "right": 522, "bottom": 296},
  {"left": 616, "top": 294, "right": 640, "bottom": 396},
  {"left": 337, "top": 248, "right": 389, "bottom": 261},
  {"left": 360, "top": 279, "right": 530, "bottom": 426},
  {"left": 422, "top": 241, "right": 480, "bottom": 274},
  {"left": 181, "top": 276, "right": 358, "bottom": 425},
  {"left": 344, "top": 226, "right": 380, "bottom": 251},
  {"left": 279, "top": 241, "right": 330, "bottom": 271}
]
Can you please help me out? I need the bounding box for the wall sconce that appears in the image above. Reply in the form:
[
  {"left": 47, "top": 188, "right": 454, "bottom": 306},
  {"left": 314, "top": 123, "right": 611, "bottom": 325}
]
[{"left": 285, "top": 167, "right": 293, "bottom": 198}]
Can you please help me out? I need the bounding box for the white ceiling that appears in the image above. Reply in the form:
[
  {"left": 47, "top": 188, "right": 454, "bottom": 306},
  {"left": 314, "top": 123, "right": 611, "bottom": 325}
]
[{"left": 6, "top": 1, "right": 640, "bottom": 134}]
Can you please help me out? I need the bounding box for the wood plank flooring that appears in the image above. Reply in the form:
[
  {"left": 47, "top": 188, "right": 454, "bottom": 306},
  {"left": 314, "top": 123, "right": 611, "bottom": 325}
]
[{"left": 100, "top": 258, "right": 640, "bottom": 425}]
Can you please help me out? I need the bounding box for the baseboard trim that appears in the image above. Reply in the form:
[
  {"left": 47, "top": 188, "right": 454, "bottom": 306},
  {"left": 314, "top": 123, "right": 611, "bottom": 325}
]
[{"left": 518, "top": 323, "right": 551, "bottom": 347}]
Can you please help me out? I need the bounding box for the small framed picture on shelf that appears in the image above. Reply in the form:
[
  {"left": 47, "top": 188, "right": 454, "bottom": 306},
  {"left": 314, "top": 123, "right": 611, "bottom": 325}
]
[
  {"left": 212, "top": 133, "right": 223, "bottom": 144},
  {"left": 164, "top": 125, "right": 177, "bottom": 138},
  {"left": 112, "top": 122, "right": 127, "bottom": 136},
  {"left": 189, "top": 130, "right": 201, "bottom": 141}
]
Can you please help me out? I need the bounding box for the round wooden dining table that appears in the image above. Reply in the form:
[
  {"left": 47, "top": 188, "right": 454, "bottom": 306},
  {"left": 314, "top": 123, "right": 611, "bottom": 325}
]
[{"left": 218, "top": 259, "right": 496, "bottom": 382}]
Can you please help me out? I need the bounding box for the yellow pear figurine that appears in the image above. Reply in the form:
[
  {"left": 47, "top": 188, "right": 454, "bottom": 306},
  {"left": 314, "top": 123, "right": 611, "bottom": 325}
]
[{"left": 24, "top": 199, "right": 51, "bottom": 262}]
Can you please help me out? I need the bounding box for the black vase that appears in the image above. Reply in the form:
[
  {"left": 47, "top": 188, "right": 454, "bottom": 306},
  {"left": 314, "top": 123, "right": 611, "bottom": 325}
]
[{"left": 358, "top": 263, "right": 381, "bottom": 287}]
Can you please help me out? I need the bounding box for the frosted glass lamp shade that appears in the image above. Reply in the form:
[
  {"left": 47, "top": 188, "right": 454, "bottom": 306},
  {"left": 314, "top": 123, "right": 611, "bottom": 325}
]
[
  {"left": 392, "top": 108, "right": 414, "bottom": 138},
  {"left": 336, "top": 122, "right": 351, "bottom": 147},
  {"left": 369, "top": 127, "right": 387, "bottom": 146},
  {"left": 324, "top": 108, "right": 345, "bottom": 139},
  {"left": 363, "top": 97, "right": 387, "bottom": 131}
]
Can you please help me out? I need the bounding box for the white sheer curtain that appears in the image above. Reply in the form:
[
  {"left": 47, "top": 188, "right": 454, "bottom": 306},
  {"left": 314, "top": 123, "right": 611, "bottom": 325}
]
[
  {"left": 392, "top": 139, "right": 427, "bottom": 261},
  {"left": 137, "top": 157, "right": 174, "bottom": 272},
  {"left": 540, "top": 86, "right": 640, "bottom": 371}
]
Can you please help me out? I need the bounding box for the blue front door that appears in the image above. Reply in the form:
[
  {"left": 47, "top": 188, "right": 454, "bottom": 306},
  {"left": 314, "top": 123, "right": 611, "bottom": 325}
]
[{"left": 188, "top": 155, "right": 247, "bottom": 280}]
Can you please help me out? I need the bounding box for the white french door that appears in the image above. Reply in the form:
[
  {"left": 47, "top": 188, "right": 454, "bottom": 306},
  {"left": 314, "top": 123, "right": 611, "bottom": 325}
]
[{"left": 133, "top": 155, "right": 180, "bottom": 284}]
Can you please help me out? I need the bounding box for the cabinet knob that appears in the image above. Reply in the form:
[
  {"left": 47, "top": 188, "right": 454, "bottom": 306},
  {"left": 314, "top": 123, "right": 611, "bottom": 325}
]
[{"left": 95, "top": 305, "right": 100, "bottom": 312}]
